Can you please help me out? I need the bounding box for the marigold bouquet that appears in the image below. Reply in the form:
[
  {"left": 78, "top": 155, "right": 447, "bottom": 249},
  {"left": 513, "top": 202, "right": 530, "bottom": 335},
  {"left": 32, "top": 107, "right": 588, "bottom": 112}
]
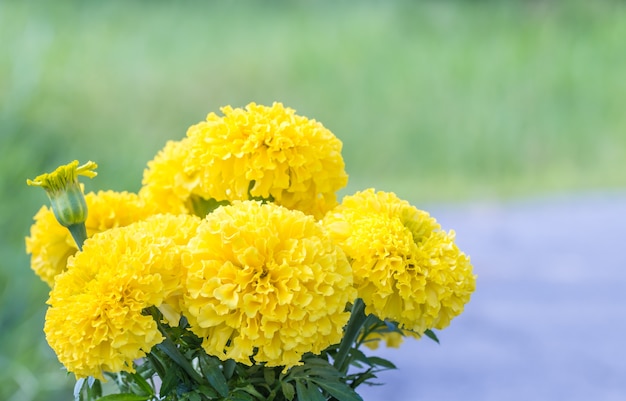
[{"left": 26, "top": 102, "right": 476, "bottom": 401}]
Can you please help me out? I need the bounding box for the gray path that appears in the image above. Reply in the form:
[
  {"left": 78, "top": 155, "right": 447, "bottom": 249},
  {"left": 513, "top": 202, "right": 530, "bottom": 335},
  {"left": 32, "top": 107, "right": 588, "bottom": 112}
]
[{"left": 358, "top": 192, "right": 626, "bottom": 401}]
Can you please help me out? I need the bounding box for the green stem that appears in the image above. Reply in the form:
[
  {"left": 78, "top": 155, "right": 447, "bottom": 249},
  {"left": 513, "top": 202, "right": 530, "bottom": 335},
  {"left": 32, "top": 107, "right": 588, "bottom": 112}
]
[{"left": 333, "top": 298, "right": 367, "bottom": 374}]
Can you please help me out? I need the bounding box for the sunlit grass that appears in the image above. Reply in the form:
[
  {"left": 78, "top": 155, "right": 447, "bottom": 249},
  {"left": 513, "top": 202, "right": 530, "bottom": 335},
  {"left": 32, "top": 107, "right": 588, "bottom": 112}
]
[{"left": 1, "top": 1, "right": 626, "bottom": 399}]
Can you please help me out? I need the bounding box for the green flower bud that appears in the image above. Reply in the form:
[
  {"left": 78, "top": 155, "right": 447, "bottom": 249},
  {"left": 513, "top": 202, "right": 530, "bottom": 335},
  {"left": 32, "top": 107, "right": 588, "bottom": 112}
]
[{"left": 27, "top": 160, "right": 98, "bottom": 249}]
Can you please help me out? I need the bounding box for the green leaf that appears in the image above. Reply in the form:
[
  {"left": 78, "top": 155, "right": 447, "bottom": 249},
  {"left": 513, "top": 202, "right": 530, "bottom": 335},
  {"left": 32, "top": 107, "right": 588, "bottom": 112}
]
[
  {"left": 295, "top": 380, "right": 325, "bottom": 401},
  {"left": 146, "top": 352, "right": 167, "bottom": 379},
  {"left": 225, "top": 390, "right": 256, "bottom": 401},
  {"left": 195, "top": 385, "right": 219, "bottom": 398},
  {"left": 190, "top": 195, "right": 230, "bottom": 217},
  {"left": 295, "top": 380, "right": 307, "bottom": 401},
  {"left": 263, "top": 367, "right": 276, "bottom": 386},
  {"left": 95, "top": 394, "right": 151, "bottom": 401},
  {"left": 127, "top": 372, "right": 154, "bottom": 396},
  {"left": 159, "top": 366, "right": 180, "bottom": 398},
  {"left": 349, "top": 369, "right": 377, "bottom": 388},
  {"left": 348, "top": 348, "right": 369, "bottom": 368},
  {"left": 281, "top": 381, "right": 295, "bottom": 401},
  {"left": 365, "top": 356, "right": 396, "bottom": 370},
  {"left": 198, "top": 355, "right": 229, "bottom": 397},
  {"left": 182, "top": 393, "right": 202, "bottom": 401},
  {"left": 424, "top": 329, "right": 440, "bottom": 344},
  {"left": 88, "top": 379, "right": 103, "bottom": 399},
  {"left": 156, "top": 339, "right": 203, "bottom": 383},
  {"left": 74, "top": 378, "right": 86, "bottom": 401},
  {"left": 295, "top": 357, "right": 343, "bottom": 378},
  {"left": 313, "top": 379, "right": 363, "bottom": 401}
]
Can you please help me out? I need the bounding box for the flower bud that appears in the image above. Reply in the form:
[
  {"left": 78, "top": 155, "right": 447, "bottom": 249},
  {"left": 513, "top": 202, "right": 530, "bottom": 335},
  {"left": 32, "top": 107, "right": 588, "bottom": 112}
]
[{"left": 27, "top": 161, "right": 98, "bottom": 249}]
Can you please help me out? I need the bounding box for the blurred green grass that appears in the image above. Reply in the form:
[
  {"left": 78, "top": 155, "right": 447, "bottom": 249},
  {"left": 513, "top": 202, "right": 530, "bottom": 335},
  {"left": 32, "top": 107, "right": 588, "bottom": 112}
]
[{"left": 1, "top": 0, "right": 625, "bottom": 399}]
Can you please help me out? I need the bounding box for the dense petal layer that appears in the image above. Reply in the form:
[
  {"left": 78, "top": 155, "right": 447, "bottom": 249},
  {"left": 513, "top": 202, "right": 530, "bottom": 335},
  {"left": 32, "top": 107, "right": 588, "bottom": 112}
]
[
  {"left": 184, "top": 102, "right": 348, "bottom": 218},
  {"left": 183, "top": 201, "right": 355, "bottom": 368},
  {"left": 323, "top": 189, "right": 476, "bottom": 333},
  {"left": 45, "top": 214, "right": 201, "bottom": 379}
]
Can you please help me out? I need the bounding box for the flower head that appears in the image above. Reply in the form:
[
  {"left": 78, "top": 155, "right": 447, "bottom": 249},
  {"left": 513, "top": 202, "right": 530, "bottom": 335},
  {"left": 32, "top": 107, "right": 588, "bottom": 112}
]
[
  {"left": 44, "top": 213, "right": 201, "bottom": 379},
  {"left": 26, "top": 191, "right": 157, "bottom": 287},
  {"left": 323, "top": 189, "right": 476, "bottom": 333},
  {"left": 182, "top": 201, "right": 355, "bottom": 368},
  {"left": 180, "top": 102, "right": 348, "bottom": 218},
  {"left": 139, "top": 138, "right": 200, "bottom": 215}
]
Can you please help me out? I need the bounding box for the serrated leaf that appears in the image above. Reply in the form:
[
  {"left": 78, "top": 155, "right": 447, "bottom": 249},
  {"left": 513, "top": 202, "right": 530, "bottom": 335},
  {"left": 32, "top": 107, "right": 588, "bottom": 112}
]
[
  {"left": 281, "top": 381, "right": 295, "bottom": 401},
  {"left": 313, "top": 379, "right": 363, "bottom": 401},
  {"left": 95, "top": 394, "right": 150, "bottom": 401}
]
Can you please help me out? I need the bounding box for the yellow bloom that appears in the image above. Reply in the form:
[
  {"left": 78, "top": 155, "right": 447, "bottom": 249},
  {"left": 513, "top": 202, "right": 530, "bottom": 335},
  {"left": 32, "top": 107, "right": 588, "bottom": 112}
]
[
  {"left": 45, "top": 213, "right": 201, "bottom": 380},
  {"left": 26, "top": 191, "right": 157, "bottom": 287},
  {"left": 181, "top": 102, "right": 348, "bottom": 218},
  {"left": 25, "top": 205, "right": 75, "bottom": 287},
  {"left": 323, "top": 189, "right": 476, "bottom": 333},
  {"left": 182, "top": 201, "right": 355, "bottom": 368},
  {"left": 139, "top": 138, "right": 200, "bottom": 215}
]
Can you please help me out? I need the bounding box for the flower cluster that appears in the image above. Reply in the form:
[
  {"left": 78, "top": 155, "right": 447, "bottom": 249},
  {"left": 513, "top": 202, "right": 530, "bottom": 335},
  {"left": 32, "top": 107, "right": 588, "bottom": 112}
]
[{"left": 27, "top": 102, "right": 476, "bottom": 401}]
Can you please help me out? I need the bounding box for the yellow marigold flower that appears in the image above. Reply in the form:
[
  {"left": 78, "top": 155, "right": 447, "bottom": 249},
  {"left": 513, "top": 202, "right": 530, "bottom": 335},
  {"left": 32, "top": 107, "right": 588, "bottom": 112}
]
[
  {"left": 181, "top": 102, "right": 348, "bottom": 219},
  {"left": 139, "top": 138, "right": 200, "bottom": 215},
  {"left": 25, "top": 205, "right": 75, "bottom": 287},
  {"left": 182, "top": 201, "right": 355, "bottom": 369},
  {"left": 323, "top": 189, "right": 476, "bottom": 333},
  {"left": 45, "top": 213, "right": 201, "bottom": 380},
  {"left": 26, "top": 191, "right": 156, "bottom": 287}
]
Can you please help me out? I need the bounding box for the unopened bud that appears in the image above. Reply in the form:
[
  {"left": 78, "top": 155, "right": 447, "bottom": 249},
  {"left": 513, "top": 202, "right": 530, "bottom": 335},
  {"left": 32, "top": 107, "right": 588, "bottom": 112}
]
[{"left": 27, "top": 161, "right": 98, "bottom": 249}]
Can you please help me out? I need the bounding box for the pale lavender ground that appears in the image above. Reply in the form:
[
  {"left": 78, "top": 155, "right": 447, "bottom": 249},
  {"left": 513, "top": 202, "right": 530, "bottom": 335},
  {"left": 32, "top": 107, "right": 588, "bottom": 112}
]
[{"left": 358, "top": 192, "right": 626, "bottom": 401}]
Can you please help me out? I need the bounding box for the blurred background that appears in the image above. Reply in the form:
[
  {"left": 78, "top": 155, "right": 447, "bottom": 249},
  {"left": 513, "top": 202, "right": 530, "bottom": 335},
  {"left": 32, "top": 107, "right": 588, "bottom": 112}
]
[{"left": 1, "top": 0, "right": 625, "bottom": 400}]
